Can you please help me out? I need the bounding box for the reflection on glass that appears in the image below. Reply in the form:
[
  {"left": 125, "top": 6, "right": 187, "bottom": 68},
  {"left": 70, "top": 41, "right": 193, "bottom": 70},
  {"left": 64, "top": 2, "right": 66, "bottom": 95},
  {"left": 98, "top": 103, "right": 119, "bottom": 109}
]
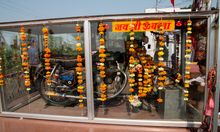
[
  {"left": 0, "top": 23, "right": 87, "bottom": 117},
  {"left": 0, "top": 31, "right": 24, "bottom": 111}
]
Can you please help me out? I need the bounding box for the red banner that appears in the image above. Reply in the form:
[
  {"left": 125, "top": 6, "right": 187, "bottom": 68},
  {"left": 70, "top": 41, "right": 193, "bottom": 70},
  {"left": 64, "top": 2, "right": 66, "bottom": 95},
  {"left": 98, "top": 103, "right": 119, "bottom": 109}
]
[{"left": 112, "top": 20, "right": 175, "bottom": 32}]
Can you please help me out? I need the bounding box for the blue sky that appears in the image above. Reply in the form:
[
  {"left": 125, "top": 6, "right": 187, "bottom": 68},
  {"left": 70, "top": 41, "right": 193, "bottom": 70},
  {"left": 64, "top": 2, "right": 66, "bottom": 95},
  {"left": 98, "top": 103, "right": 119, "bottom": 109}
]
[{"left": 0, "top": 0, "right": 216, "bottom": 22}]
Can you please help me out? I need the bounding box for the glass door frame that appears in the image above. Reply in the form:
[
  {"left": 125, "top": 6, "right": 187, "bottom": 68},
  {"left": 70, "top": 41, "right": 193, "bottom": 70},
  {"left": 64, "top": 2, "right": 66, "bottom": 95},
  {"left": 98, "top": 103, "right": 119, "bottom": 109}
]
[{"left": 0, "top": 10, "right": 218, "bottom": 128}]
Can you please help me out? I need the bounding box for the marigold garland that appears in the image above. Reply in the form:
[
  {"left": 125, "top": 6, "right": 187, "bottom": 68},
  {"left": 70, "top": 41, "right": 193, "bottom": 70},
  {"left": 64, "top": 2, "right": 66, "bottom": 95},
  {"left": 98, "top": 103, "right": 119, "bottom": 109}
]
[
  {"left": 144, "top": 57, "right": 155, "bottom": 96},
  {"left": 128, "top": 24, "right": 138, "bottom": 103},
  {"left": 157, "top": 24, "right": 166, "bottom": 103},
  {"left": 75, "top": 24, "right": 85, "bottom": 108},
  {"left": 20, "top": 27, "right": 31, "bottom": 91},
  {"left": 98, "top": 22, "right": 107, "bottom": 102},
  {"left": 0, "top": 57, "right": 4, "bottom": 86},
  {"left": 42, "top": 27, "right": 52, "bottom": 85},
  {"left": 137, "top": 63, "right": 143, "bottom": 97},
  {"left": 175, "top": 73, "right": 182, "bottom": 84},
  {"left": 138, "top": 51, "right": 154, "bottom": 98},
  {"left": 184, "top": 19, "right": 192, "bottom": 101}
]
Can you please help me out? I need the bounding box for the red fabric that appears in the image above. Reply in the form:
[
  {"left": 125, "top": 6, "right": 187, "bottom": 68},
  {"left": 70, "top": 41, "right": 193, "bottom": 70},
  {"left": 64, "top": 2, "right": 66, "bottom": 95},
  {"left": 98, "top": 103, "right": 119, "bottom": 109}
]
[
  {"left": 202, "top": 68, "right": 216, "bottom": 131},
  {"left": 170, "top": 0, "right": 175, "bottom": 7}
]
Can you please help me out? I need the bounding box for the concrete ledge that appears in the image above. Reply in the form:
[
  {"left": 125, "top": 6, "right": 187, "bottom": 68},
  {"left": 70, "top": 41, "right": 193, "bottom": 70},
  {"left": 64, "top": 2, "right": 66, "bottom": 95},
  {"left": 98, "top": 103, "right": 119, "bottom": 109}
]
[{"left": 0, "top": 117, "right": 191, "bottom": 132}]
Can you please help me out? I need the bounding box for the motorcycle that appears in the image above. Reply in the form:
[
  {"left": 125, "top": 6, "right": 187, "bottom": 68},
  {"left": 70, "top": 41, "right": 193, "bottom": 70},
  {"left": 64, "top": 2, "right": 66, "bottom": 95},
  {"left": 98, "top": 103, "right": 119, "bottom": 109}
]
[{"left": 35, "top": 52, "right": 128, "bottom": 106}]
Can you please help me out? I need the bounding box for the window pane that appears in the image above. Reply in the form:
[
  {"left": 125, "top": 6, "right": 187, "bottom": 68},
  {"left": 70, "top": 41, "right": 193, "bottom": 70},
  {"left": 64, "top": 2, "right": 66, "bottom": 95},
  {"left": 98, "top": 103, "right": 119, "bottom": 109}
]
[
  {"left": 91, "top": 19, "right": 207, "bottom": 121},
  {"left": 0, "top": 22, "right": 87, "bottom": 117}
]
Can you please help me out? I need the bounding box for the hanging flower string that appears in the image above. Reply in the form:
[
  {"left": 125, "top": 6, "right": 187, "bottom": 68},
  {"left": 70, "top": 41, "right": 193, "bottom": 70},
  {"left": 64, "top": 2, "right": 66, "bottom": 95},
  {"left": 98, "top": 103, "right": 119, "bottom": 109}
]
[
  {"left": 128, "top": 24, "right": 141, "bottom": 107},
  {"left": 20, "top": 27, "right": 31, "bottom": 91},
  {"left": 142, "top": 55, "right": 155, "bottom": 97},
  {"left": 175, "top": 73, "right": 182, "bottom": 84},
  {"left": 0, "top": 57, "right": 3, "bottom": 86},
  {"left": 98, "top": 22, "right": 107, "bottom": 102},
  {"left": 128, "top": 26, "right": 136, "bottom": 98},
  {"left": 157, "top": 24, "right": 166, "bottom": 103},
  {"left": 75, "top": 24, "right": 85, "bottom": 108},
  {"left": 137, "top": 56, "right": 143, "bottom": 97},
  {"left": 184, "top": 19, "right": 192, "bottom": 101},
  {"left": 42, "top": 27, "right": 52, "bottom": 85},
  {"left": 128, "top": 55, "right": 136, "bottom": 95},
  {"left": 139, "top": 53, "right": 147, "bottom": 97}
]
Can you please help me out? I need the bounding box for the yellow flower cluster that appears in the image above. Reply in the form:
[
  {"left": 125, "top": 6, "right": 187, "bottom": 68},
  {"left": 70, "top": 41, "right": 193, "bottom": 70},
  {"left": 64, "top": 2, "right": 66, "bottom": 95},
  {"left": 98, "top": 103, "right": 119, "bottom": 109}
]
[
  {"left": 175, "top": 73, "right": 182, "bottom": 84},
  {"left": 145, "top": 61, "right": 155, "bottom": 96},
  {"left": 157, "top": 26, "right": 166, "bottom": 89},
  {"left": 20, "top": 27, "right": 31, "bottom": 91},
  {"left": 156, "top": 25, "right": 167, "bottom": 103},
  {"left": 42, "top": 27, "right": 52, "bottom": 85},
  {"left": 184, "top": 19, "right": 192, "bottom": 101},
  {"left": 75, "top": 24, "right": 85, "bottom": 108},
  {"left": 98, "top": 22, "right": 107, "bottom": 102},
  {"left": 139, "top": 53, "right": 154, "bottom": 97},
  {"left": 128, "top": 26, "right": 136, "bottom": 101},
  {"left": 137, "top": 65, "right": 143, "bottom": 97}
]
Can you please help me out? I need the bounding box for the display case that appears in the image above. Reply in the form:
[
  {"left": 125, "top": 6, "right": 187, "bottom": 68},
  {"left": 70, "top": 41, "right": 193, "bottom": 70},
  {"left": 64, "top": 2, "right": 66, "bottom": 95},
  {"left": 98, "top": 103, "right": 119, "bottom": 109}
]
[
  {"left": 0, "top": 11, "right": 219, "bottom": 128},
  {"left": 0, "top": 22, "right": 88, "bottom": 117}
]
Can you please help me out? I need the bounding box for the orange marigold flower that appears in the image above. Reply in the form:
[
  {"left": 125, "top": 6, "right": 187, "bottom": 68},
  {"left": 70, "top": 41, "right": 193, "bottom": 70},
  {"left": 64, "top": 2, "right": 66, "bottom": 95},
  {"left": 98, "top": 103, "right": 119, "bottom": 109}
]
[
  {"left": 21, "top": 43, "right": 27, "bottom": 47},
  {"left": 157, "top": 98, "right": 163, "bottom": 103},
  {"left": 79, "top": 103, "right": 84, "bottom": 108},
  {"left": 77, "top": 63, "right": 83, "bottom": 67},
  {"left": 129, "top": 88, "right": 134, "bottom": 93},
  {"left": 99, "top": 58, "right": 105, "bottom": 63},
  {"left": 76, "top": 36, "right": 81, "bottom": 40},
  {"left": 42, "top": 27, "right": 48, "bottom": 34}
]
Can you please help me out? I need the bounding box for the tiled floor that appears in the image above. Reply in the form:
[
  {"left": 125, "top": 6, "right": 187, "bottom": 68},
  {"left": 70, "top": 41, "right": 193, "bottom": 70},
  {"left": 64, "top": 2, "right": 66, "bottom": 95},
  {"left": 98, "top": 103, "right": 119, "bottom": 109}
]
[
  {"left": 15, "top": 98, "right": 87, "bottom": 117},
  {"left": 1, "top": 97, "right": 200, "bottom": 132},
  {"left": 15, "top": 97, "right": 200, "bottom": 121},
  {"left": 0, "top": 117, "right": 191, "bottom": 132},
  {"left": 15, "top": 98, "right": 161, "bottom": 120}
]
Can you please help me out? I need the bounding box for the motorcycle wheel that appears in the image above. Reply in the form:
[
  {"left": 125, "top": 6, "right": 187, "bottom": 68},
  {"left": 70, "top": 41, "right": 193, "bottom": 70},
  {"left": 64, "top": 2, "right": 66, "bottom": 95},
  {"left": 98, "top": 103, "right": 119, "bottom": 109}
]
[{"left": 36, "top": 77, "right": 77, "bottom": 106}]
